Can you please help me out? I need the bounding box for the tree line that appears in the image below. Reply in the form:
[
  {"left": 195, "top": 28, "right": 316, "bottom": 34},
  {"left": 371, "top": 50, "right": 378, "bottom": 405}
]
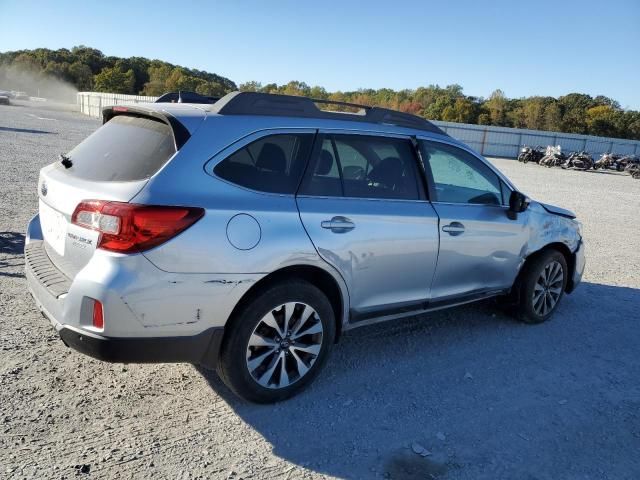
[
  {"left": 0, "top": 46, "right": 236, "bottom": 98},
  {"left": 1, "top": 46, "right": 639, "bottom": 140}
]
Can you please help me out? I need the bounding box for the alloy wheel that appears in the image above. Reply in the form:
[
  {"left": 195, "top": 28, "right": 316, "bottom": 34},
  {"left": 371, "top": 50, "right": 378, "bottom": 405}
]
[
  {"left": 532, "top": 260, "right": 564, "bottom": 316},
  {"left": 245, "top": 302, "right": 323, "bottom": 389}
]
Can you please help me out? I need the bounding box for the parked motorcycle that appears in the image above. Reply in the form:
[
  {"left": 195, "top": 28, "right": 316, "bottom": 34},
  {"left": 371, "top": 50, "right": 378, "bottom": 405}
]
[
  {"left": 540, "top": 152, "right": 567, "bottom": 167},
  {"left": 623, "top": 156, "right": 640, "bottom": 179},
  {"left": 619, "top": 155, "right": 640, "bottom": 170},
  {"left": 518, "top": 145, "right": 545, "bottom": 164},
  {"left": 563, "top": 151, "right": 593, "bottom": 171},
  {"left": 593, "top": 153, "right": 624, "bottom": 171}
]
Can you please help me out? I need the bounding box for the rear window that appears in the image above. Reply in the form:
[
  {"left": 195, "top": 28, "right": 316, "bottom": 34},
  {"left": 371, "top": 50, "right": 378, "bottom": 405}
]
[{"left": 63, "top": 115, "right": 176, "bottom": 181}]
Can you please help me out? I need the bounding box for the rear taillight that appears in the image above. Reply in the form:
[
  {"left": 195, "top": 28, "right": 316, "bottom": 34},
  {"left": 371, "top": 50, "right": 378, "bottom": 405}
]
[
  {"left": 71, "top": 200, "right": 204, "bottom": 253},
  {"left": 93, "top": 300, "right": 104, "bottom": 329}
]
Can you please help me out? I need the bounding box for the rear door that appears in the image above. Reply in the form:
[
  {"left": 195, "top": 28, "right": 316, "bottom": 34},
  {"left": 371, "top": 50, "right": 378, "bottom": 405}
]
[
  {"left": 419, "top": 139, "right": 529, "bottom": 300},
  {"left": 38, "top": 114, "right": 181, "bottom": 278},
  {"left": 296, "top": 132, "right": 440, "bottom": 320}
]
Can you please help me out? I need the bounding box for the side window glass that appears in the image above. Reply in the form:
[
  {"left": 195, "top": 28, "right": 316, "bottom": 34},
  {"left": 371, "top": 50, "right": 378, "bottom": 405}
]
[
  {"left": 300, "top": 135, "right": 420, "bottom": 200},
  {"left": 300, "top": 138, "right": 343, "bottom": 196},
  {"left": 214, "top": 134, "right": 313, "bottom": 194},
  {"left": 421, "top": 141, "right": 502, "bottom": 205}
]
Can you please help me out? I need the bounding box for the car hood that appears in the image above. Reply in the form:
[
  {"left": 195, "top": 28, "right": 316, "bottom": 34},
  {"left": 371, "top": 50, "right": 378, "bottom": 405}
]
[{"left": 538, "top": 201, "right": 576, "bottom": 219}]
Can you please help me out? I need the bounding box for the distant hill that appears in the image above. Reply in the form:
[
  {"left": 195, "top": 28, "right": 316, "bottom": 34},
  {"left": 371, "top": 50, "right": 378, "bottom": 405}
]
[
  {"left": 1, "top": 46, "right": 639, "bottom": 140},
  {"left": 0, "top": 46, "right": 236, "bottom": 98}
]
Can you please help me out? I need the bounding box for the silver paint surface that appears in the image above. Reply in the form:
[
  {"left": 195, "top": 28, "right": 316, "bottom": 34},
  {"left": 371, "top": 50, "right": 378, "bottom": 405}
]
[{"left": 27, "top": 104, "right": 583, "bottom": 341}]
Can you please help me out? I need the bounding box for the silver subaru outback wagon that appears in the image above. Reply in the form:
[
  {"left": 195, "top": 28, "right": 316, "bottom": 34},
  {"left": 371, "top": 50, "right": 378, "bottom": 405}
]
[{"left": 25, "top": 92, "right": 585, "bottom": 403}]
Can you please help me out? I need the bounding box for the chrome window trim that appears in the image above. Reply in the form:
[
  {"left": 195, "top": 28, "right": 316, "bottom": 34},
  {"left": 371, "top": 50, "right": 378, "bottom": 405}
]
[
  {"left": 295, "top": 194, "right": 429, "bottom": 204},
  {"left": 317, "top": 128, "right": 415, "bottom": 140},
  {"left": 429, "top": 201, "right": 509, "bottom": 209}
]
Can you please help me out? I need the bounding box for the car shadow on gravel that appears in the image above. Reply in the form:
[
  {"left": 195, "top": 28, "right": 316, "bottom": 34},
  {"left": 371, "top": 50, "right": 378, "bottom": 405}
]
[
  {"left": 0, "top": 126, "right": 56, "bottom": 134},
  {"left": 197, "top": 281, "right": 640, "bottom": 479},
  {"left": 0, "top": 232, "right": 25, "bottom": 278},
  {"left": 196, "top": 300, "right": 509, "bottom": 475}
]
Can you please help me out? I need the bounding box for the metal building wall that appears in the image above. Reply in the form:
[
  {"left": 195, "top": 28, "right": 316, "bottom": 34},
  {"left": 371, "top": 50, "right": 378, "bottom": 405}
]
[
  {"left": 77, "top": 92, "right": 640, "bottom": 157},
  {"left": 432, "top": 121, "right": 640, "bottom": 157}
]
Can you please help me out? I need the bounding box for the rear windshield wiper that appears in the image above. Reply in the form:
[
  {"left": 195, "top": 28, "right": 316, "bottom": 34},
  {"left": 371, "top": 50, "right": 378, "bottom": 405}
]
[{"left": 59, "top": 154, "right": 72, "bottom": 169}]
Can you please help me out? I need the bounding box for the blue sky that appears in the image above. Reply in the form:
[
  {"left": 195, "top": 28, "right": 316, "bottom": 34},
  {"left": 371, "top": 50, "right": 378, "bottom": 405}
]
[{"left": 1, "top": 0, "right": 639, "bottom": 108}]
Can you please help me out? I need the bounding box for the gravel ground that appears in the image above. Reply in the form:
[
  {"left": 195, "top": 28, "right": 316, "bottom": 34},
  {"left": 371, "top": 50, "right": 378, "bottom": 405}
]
[{"left": 1, "top": 101, "right": 639, "bottom": 480}]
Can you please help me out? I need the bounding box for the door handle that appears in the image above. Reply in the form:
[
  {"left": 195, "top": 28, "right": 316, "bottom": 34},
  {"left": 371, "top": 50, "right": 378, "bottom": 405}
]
[
  {"left": 321, "top": 216, "right": 355, "bottom": 233},
  {"left": 442, "top": 221, "right": 465, "bottom": 236}
]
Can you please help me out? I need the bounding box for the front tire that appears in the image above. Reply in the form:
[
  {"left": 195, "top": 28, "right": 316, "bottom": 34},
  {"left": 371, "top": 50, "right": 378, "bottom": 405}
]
[
  {"left": 515, "top": 250, "right": 568, "bottom": 324},
  {"left": 218, "top": 280, "right": 335, "bottom": 403}
]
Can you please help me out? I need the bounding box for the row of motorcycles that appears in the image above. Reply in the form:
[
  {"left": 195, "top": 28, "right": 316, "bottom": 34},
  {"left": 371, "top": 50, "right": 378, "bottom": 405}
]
[{"left": 518, "top": 146, "right": 640, "bottom": 179}]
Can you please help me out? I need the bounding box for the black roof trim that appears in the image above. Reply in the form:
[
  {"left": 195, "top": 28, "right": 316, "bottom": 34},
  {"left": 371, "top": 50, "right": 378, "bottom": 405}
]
[
  {"left": 211, "top": 91, "right": 447, "bottom": 136},
  {"left": 102, "top": 106, "right": 191, "bottom": 150},
  {"left": 155, "top": 91, "right": 220, "bottom": 104}
]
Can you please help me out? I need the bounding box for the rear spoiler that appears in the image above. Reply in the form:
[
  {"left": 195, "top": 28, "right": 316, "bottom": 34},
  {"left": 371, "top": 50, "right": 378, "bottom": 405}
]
[{"left": 102, "top": 106, "right": 191, "bottom": 150}]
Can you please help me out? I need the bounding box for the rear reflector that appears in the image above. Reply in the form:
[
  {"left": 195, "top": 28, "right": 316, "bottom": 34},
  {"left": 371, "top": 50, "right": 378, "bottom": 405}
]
[
  {"left": 93, "top": 300, "right": 104, "bottom": 329},
  {"left": 112, "top": 106, "right": 129, "bottom": 112},
  {"left": 72, "top": 201, "right": 204, "bottom": 253}
]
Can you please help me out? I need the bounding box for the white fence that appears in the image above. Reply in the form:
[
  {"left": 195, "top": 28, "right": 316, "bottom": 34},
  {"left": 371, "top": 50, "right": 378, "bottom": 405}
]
[
  {"left": 77, "top": 92, "right": 158, "bottom": 118},
  {"left": 77, "top": 92, "right": 640, "bottom": 158}
]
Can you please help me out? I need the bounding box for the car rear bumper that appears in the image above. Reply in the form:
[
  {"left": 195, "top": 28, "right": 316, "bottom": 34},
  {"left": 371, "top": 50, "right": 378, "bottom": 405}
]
[
  {"left": 57, "top": 324, "right": 224, "bottom": 367},
  {"left": 25, "top": 242, "right": 225, "bottom": 368},
  {"left": 24, "top": 213, "right": 255, "bottom": 368}
]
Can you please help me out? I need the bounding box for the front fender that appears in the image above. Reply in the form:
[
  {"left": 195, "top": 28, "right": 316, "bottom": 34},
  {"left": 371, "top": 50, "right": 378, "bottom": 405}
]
[
  {"left": 525, "top": 203, "right": 580, "bottom": 255},
  {"left": 516, "top": 202, "right": 582, "bottom": 291}
]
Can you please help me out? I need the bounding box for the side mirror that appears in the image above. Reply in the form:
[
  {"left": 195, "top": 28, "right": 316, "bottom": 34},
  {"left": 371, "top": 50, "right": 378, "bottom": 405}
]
[{"left": 507, "top": 191, "right": 530, "bottom": 220}]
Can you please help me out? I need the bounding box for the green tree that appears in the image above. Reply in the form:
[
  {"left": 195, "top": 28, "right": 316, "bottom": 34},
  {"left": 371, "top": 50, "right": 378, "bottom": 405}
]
[
  {"left": 586, "top": 105, "right": 621, "bottom": 137},
  {"left": 239, "top": 81, "right": 262, "bottom": 92},
  {"left": 477, "top": 113, "right": 491, "bottom": 125},
  {"left": 164, "top": 68, "right": 200, "bottom": 92},
  {"left": 69, "top": 62, "right": 93, "bottom": 90},
  {"left": 521, "top": 97, "right": 548, "bottom": 130},
  {"left": 441, "top": 97, "right": 477, "bottom": 123},
  {"left": 485, "top": 89, "right": 509, "bottom": 126},
  {"left": 559, "top": 93, "right": 594, "bottom": 133},
  {"left": 195, "top": 81, "right": 227, "bottom": 97},
  {"left": 142, "top": 64, "right": 172, "bottom": 95},
  {"left": 93, "top": 66, "right": 135, "bottom": 94},
  {"left": 543, "top": 102, "right": 563, "bottom": 131}
]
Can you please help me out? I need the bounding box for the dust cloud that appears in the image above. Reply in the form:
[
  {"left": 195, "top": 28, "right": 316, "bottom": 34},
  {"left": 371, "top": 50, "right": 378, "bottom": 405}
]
[{"left": 0, "top": 65, "right": 78, "bottom": 103}]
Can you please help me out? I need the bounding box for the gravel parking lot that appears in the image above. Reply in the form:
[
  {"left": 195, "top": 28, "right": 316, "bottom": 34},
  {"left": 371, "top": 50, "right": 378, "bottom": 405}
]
[{"left": 1, "top": 101, "right": 639, "bottom": 480}]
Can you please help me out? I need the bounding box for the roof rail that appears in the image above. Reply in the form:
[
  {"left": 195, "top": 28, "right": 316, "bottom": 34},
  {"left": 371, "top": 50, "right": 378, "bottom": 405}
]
[
  {"left": 155, "top": 91, "right": 220, "bottom": 104},
  {"left": 211, "top": 91, "right": 447, "bottom": 136}
]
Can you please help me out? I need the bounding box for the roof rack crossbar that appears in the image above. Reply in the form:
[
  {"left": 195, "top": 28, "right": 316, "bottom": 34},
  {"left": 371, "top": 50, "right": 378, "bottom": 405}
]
[{"left": 211, "top": 92, "right": 447, "bottom": 136}]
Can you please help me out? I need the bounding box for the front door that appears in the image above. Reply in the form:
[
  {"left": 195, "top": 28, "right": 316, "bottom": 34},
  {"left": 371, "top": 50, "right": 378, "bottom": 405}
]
[
  {"left": 420, "top": 139, "right": 529, "bottom": 301},
  {"left": 296, "top": 133, "right": 439, "bottom": 319}
]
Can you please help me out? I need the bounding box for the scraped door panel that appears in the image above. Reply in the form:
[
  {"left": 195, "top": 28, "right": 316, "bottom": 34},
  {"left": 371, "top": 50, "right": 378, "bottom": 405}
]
[{"left": 297, "top": 197, "right": 440, "bottom": 313}]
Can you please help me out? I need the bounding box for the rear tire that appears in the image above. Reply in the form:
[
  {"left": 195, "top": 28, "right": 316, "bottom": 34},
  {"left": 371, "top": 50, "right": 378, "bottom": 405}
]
[
  {"left": 218, "top": 280, "right": 335, "bottom": 403},
  {"left": 515, "top": 250, "right": 568, "bottom": 324}
]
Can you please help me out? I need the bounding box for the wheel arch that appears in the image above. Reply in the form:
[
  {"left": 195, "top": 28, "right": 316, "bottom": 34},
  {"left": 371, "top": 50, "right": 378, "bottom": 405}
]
[
  {"left": 515, "top": 242, "right": 576, "bottom": 296},
  {"left": 223, "top": 264, "right": 348, "bottom": 345}
]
